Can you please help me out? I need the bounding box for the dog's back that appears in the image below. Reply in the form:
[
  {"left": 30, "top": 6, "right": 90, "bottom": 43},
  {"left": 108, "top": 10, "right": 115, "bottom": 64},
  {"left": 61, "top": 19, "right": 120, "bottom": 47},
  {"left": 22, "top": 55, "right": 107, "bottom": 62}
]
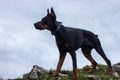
[{"left": 56, "top": 26, "right": 98, "bottom": 50}]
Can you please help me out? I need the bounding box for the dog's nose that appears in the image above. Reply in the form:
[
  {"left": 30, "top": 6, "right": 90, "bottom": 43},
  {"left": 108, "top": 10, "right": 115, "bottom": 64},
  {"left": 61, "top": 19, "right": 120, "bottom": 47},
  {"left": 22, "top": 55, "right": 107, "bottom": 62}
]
[
  {"left": 34, "top": 23, "right": 37, "bottom": 27},
  {"left": 34, "top": 23, "right": 38, "bottom": 29}
]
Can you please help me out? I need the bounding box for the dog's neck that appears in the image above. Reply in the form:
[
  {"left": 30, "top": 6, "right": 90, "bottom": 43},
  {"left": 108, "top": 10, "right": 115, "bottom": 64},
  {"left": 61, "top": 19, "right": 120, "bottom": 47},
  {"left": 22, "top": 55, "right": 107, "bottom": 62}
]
[{"left": 51, "top": 21, "right": 62, "bottom": 35}]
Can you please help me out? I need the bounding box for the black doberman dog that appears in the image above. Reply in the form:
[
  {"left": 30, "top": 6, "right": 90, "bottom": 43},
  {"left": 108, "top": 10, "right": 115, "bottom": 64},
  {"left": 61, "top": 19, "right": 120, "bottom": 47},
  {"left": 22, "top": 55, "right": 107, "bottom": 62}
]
[{"left": 34, "top": 8, "right": 113, "bottom": 80}]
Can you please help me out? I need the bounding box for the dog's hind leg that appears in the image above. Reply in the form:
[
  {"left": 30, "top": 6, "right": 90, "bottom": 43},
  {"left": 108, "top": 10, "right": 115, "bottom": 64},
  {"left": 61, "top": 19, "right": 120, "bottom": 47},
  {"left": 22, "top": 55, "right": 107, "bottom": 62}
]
[
  {"left": 81, "top": 46, "right": 97, "bottom": 73},
  {"left": 93, "top": 38, "right": 113, "bottom": 75}
]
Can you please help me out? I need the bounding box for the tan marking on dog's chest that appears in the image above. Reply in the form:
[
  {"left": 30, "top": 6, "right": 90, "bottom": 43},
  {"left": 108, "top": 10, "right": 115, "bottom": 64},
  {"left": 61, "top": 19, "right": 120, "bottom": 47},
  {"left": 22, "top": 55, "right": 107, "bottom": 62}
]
[{"left": 64, "top": 43, "right": 69, "bottom": 49}]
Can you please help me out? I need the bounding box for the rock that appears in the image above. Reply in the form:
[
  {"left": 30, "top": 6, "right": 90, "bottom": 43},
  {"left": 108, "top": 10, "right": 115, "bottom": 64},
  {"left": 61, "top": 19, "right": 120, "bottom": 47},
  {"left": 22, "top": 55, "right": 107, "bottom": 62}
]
[
  {"left": 0, "top": 77, "right": 3, "bottom": 80},
  {"left": 24, "top": 65, "right": 69, "bottom": 79},
  {"left": 112, "top": 71, "right": 119, "bottom": 78},
  {"left": 58, "top": 73, "right": 69, "bottom": 78},
  {"left": 112, "top": 64, "right": 120, "bottom": 72},
  {"left": 28, "top": 65, "right": 49, "bottom": 79},
  {"left": 57, "top": 77, "right": 61, "bottom": 80},
  {"left": 87, "top": 75, "right": 97, "bottom": 80}
]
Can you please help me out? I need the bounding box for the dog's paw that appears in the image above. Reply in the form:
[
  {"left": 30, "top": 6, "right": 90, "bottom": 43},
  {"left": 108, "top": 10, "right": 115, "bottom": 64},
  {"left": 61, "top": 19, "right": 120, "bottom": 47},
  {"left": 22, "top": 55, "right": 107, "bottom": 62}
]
[{"left": 52, "top": 72, "right": 58, "bottom": 77}]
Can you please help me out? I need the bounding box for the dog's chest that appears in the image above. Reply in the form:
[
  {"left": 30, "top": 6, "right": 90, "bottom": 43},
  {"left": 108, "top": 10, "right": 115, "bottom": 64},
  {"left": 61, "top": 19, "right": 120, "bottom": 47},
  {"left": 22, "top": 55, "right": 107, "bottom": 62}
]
[
  {"left": 56, "top": 40, "right": 71, "bottom": 51},
  {"left": 64, "top": 43, "right": 69, "bottom": 49}
]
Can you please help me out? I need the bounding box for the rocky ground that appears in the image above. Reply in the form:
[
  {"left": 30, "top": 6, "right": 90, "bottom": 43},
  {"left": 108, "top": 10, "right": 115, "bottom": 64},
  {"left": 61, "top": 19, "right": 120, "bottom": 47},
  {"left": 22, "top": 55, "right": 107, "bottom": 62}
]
[
  {"left": 2, "top": 63, "right": 120, "bottom": 80},
  {"left": 13, "top": 63, "right": 120, "bottom": 80}
]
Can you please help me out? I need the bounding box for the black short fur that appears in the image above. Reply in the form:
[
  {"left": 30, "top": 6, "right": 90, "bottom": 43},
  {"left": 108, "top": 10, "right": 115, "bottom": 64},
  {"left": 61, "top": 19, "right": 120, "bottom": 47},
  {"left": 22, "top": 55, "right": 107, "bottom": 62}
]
[{"left": 34, "top": 8, "right": 113, "bottom": 80}]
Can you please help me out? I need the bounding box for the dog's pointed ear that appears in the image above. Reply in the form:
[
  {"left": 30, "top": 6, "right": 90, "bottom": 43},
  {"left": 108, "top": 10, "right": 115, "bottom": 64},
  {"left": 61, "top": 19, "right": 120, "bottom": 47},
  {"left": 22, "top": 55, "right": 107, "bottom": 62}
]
[
  {"left": 50, "top": 7, "right": 56, "bottom": 19},
  {"left": 47, "top": 9, "right": 49, "bottom": 16}
]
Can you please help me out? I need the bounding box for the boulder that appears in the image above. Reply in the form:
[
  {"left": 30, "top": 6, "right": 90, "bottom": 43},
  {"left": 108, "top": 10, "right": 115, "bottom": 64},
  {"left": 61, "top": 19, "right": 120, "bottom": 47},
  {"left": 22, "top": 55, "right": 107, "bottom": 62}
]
[
  {"left": 24, "top": 65, "right": 69, "bottom": 79},
  {"left": 112, "top": 71, "right": 119, "bottom": 78},
  {"left": 112, "top": 64, "right": 120, "bottom": 72},
  {"left": 27, "top": 65, "right": 49, "bottom": 79}
]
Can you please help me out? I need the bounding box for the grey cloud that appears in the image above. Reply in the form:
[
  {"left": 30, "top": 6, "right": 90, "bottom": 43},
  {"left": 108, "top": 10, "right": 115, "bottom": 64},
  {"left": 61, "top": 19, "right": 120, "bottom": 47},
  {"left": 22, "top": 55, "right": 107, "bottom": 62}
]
[{"left": 0, "top": 0, "right": 120, "bottom": 79}]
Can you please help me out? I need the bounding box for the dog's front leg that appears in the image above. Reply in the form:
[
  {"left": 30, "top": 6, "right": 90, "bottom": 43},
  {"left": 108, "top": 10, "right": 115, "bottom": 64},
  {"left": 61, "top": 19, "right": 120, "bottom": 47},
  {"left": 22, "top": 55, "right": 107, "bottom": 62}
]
[
  {"left": 70, "top": 51, "right": 78, "bottom": 80},
  {"left": 53, "top": 51, "right": 66, "bottom": 77}
]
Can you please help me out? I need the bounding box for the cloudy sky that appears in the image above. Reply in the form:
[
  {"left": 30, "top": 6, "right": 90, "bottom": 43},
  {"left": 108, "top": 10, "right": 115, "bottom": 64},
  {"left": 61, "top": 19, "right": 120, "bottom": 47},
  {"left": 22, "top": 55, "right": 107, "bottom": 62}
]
[{"left": 0, "top": 0, "right": 120, "bottom": 79}]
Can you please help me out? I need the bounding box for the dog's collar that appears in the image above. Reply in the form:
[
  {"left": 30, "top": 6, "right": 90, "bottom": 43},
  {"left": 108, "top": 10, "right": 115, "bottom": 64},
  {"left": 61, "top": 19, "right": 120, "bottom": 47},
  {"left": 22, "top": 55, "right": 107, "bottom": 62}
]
[{"left": 51, "top": 21, "right": 62, "bottom": 35}]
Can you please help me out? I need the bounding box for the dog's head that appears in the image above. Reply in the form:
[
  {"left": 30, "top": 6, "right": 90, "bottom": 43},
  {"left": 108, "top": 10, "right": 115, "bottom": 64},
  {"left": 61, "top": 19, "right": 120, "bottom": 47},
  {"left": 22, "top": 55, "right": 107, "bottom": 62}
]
[{"left": 34, "top": 8, "right": 57, "bottom": 31}]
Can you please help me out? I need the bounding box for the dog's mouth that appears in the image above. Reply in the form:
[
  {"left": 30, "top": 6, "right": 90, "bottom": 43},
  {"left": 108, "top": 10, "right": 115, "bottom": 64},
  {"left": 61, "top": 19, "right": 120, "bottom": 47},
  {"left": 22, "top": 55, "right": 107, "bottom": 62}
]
[
  {"left": 34, "top": 23, "right": 42, "bottom": 30},
  {"left": 34, "top": 22, "right": 50, "bottom": 30}
]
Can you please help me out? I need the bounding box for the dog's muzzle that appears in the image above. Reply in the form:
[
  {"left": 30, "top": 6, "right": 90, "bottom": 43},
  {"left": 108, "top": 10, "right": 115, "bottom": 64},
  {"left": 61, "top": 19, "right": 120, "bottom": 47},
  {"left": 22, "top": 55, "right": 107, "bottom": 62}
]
[{"left": 34, "top": 23, "right": 39, "bottom": 29}]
